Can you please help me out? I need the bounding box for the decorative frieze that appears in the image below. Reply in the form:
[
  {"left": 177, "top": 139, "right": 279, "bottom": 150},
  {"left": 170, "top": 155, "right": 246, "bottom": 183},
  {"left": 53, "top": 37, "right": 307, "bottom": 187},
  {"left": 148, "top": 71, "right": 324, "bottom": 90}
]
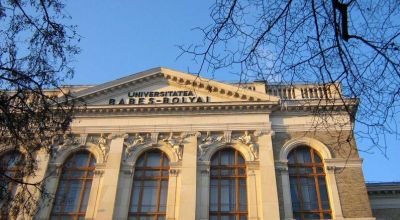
[
  {"left": 123, "top": 132, "right": 196, "bottom": 161},
  {"left": 124, "top": 133, "right": 149, "bottom": 159},
  {"left": 198, "top": 131, "right": 224, "bottom": 158},
  {"left": 163, "top": 133, "right": 186, "bottom": 160},
  {"left": 238, "top": 131, "right": 259, "bottom": 159},
  {"left": 50, "top": 133, "right": 112, "bottom": 164},
  {"left": 52, "top": 133, "right": 88, "bottom": 158},
  {"left": 60, "top": 133, "right": 85, "bottom": 148},
  {"left": 87, "top": 133, "right": 112, "bottom": 162},
  {"left": 196, "top": 130, "right": 267, "bottom": 161}
]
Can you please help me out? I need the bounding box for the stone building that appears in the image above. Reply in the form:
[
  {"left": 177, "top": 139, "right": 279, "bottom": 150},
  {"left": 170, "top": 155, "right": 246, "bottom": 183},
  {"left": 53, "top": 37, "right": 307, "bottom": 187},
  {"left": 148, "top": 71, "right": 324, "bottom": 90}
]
[
  {"left": 0, "top": 67, "right": 377, "bottom": 219},
  {"left": 367, "top": 182, "right": 400, "bottom": 220}
]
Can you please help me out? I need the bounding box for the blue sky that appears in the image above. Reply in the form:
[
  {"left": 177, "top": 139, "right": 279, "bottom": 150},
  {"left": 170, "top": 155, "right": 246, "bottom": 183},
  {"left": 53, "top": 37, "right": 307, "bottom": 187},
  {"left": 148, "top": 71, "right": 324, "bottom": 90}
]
[{"left": 65, "top": 1, "right": 399, "bottom": 182}]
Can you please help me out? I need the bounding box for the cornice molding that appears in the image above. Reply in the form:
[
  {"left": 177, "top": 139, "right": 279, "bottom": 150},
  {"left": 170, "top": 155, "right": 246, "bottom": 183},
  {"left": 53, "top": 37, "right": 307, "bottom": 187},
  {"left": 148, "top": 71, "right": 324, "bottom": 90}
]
[
  {"left": 324, "top": 158, "right": 363, "bottom": 168},
  {"left": 73, "top": 102, "right": 277, "bottom": 116},
  {"left": 279, "top": 99, "right": 358, "bottom": 112},
  {"left": 71, "top": 122, "right": 272, "bottom": 134},
  {"left": 272, "top": 124, "right": 353, "bottom": 132}
]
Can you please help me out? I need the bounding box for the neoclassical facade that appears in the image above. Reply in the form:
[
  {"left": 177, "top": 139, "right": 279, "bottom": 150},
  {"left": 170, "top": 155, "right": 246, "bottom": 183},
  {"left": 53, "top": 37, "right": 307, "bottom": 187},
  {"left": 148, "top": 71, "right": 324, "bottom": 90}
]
[{"left": 1, "top": 67, "right": 376, "bottom": 219}]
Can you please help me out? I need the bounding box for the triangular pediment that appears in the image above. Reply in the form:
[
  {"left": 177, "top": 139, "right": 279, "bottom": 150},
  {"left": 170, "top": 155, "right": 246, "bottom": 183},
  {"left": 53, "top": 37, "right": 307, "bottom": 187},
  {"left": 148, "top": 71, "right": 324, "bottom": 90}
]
[{"left": 72, "top": 67, "right": 280, "bottom": 106}]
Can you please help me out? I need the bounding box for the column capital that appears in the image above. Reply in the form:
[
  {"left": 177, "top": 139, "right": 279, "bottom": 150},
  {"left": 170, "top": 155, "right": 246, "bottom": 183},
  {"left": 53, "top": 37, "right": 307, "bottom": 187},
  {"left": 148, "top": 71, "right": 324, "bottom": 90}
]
[
  {"left": 94, "top": 170, "right": 105, "bottom": 177},
  {"left": 275, "top": 160, "right": 289, "bottom": 173},
  {"left": 325, "top": 165, "right": 336, "bottom": 173},
  {"left": 254, "top": 128, "right": 274, "bottom": 137},
  {"left": 169, "top": 168, "right": 180, "bottom": 177},
  {"left": 108, "top": 132, "right": 128, "bottom": 140},
  {"left": 246, "top": 161, "right": 260, "bottom": 170}
]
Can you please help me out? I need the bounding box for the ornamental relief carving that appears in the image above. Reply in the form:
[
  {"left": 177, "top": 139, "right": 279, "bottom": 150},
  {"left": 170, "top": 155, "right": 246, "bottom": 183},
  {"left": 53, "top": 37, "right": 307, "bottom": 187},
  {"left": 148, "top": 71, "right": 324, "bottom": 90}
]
[
  {"left": 198, "top": 131, "right": 224, "bottom": 159},
  {"left": 124, "top": 133, "right": 154, "bottom": 159},
  {"left": 51, "top": 133, "right": 85, "bottom": 158},
  {"left": 197, "top": 130, "right": 266, "bottom": 161},
  {"left": 51, "top": 133, "right": 111, "bottom": 163},
  {"left": 123, "top": 132, "right": 193, "bottom": 161},
  {"left": 237, "top": 130, "right": 259, "bottom": 159},
  {"left": 162, "top": 132, "right": 185, "bottom": 160}
]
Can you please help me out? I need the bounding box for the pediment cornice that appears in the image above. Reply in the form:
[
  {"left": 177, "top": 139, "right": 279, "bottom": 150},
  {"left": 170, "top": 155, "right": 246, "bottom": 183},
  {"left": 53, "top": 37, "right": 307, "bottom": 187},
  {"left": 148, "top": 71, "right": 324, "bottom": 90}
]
[{"left": 72, "top": 67, "right": 280, "bottom": 103}]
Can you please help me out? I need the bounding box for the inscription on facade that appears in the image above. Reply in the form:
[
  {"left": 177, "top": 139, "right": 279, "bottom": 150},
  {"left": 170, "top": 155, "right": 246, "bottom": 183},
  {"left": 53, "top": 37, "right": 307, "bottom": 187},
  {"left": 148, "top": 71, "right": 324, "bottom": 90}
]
[{"left": 109, "top": 90, "right": 211, "bottom": 105}]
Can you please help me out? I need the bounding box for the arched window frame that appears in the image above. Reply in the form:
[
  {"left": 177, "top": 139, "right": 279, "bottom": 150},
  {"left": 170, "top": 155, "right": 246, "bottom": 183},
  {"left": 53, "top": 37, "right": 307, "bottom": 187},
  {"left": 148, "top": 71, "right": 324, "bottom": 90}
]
[
  {"left": 115, "top": 143, "right": 179, "bottom": 220},
  {"left": 279, "top": 137, "right": 344, "bottom": 219},
  {"left": 209, "top": 148, "right": 248, "bottom": 220},
  {"left": 128, "top": 149, "right": 170, "bottom": 219},
  {"left": 288, "top": 146, "right": 331, "bottom": 219},
  {"left": 50, "top": 150, "right": 96, "bottom": 220}
]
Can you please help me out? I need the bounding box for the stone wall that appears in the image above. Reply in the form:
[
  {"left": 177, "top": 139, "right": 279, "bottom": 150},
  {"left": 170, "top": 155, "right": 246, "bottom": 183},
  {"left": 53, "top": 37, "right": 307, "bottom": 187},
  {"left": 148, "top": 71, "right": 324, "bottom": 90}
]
[
  {"left": 368, "top": 182, "right": 400, "bottom": 220},
  {"left": 335, "top": 167, "right": 372, "bottom": 217},
  {"left": 372, "top": 208, "right": 400, "bottom": 220}
]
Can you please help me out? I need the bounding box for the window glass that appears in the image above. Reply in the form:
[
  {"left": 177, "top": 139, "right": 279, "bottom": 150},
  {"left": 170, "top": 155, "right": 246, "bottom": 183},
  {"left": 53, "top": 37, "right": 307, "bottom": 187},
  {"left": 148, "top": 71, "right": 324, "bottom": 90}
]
[
  {"left": 209, "top": 148, "right": 248, "bottom": 219},
  {"left": 288, "top": 146, "right": 331, "bottom": 219},
  {"left": 128, "top": 150, "right": 169, "bottom": 219},
  {"left": 50, "top": 151, "right": 96, "bottom": 219}
]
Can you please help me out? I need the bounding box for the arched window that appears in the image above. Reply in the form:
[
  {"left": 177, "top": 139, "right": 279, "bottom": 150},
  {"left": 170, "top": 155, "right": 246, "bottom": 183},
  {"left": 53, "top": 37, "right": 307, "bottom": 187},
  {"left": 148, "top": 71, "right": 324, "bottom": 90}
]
[
  {"left": 288, "top": 146, "right": 331, "bottom": 219},
  {"left": 128, "top": 150, "right": 169, "bottom": 219},
  {"left": 209, "top": 148, "right": 247, "bottom": 220},
  {"left": 51, "top": 151, "right": 96, "bottom": 220},
  {"left": 0, "top": 151, "right": 24, "bottom": 217}
]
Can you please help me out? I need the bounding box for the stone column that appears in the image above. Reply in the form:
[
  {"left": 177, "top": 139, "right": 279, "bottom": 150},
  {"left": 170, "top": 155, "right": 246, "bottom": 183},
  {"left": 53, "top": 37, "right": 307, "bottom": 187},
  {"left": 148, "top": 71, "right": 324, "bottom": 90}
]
[
  {"left": 25, "top": 149, "right": 50, "bottom": 215},
  {"left": 246, "top": 162, "right": 260, "bottom": 220},
  {"left": 95, "top": 134, "right": 125, "bottom": 219},
  {"left": 258, "top": 131, "right": 280, "bottom": 219},
  {"left": 113, "top": 166, "right": 135, "bottom": 220},
  {"left": 325, "top": 165, "right": 344, "bottom": 219},
  {"left": 36, "top": 166, "right": 62, "bottom": 220},
  {"left": 85, "top": 167, "right": 104, "bottom": 219},
  {"left": 166, "top": 165, "right": 180, "bottom": 220},
  {"left": 178, "top": 134, "right": 198, "bottom": 220},
  {"left": 197, "top": 162, "right": 210, "bottom": 220},
  {"left": 276, "top": 162, "right": 295, "bottom": 220}
]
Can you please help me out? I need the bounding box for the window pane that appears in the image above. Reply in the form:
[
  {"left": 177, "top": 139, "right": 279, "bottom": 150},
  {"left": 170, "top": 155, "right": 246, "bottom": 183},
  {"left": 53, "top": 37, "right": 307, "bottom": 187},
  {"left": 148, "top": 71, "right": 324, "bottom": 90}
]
[
  {"left": 239, "top": 179, "right": 247, "bottom": 211},
  {"left": 63, "top": 181, "right": 82, "bottom": 212},
  {"left": 210, "top": 181, "right": 218, "bottom": 211},
  {"left": 130, "top": 181, "right": 141, "bottom": 212},
  {"left": 210, "top": 148, "right": 247, "bottom": 218},
  {"left": 129, "top": 150, "right": 169, "bottom": 218},
  {"left": 146, "top": 152, "right": 161, "bottom": 166},
  {"left": 141, "top": 180, "right": 158, "bottom": 212},
  {"left": 159, "top": 180, "right": 168, "bottom": 211},
  {"left": 210, "top": 216, "right": 218, "bottom": 220},
  {"left": 80, "top": 181, "right": 92, "bottom": 212},
  {"left": 318, "top": 177, "right": 330, "bottom": 209},
  {"left": 51, "top": 151, "right": 95, "bottom": 218},
  {"left": 288, "top": 146, "right": 331, "bottom": 219}
]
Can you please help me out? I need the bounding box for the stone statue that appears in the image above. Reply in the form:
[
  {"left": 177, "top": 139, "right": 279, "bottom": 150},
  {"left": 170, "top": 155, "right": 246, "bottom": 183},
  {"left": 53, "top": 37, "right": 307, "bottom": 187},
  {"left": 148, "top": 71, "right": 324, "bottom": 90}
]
[
  {"left": 163, "top": 132, "right": 183, "bottom": 160},
  {"left": 238, "top": 131, "right": 259, "bottom": 159},
  {"left": 98, "top": 133, "right": 108, "bottom": 154}
]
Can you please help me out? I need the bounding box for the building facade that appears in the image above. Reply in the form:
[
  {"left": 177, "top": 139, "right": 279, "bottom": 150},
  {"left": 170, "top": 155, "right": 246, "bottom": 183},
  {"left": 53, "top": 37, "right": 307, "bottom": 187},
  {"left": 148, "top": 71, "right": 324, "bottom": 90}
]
[
  {"left": 1, "top": 67, "right": 377, "bottom": 219},
  {"left": 367, "top": 182, "right": 400, "bottom": 220}
]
